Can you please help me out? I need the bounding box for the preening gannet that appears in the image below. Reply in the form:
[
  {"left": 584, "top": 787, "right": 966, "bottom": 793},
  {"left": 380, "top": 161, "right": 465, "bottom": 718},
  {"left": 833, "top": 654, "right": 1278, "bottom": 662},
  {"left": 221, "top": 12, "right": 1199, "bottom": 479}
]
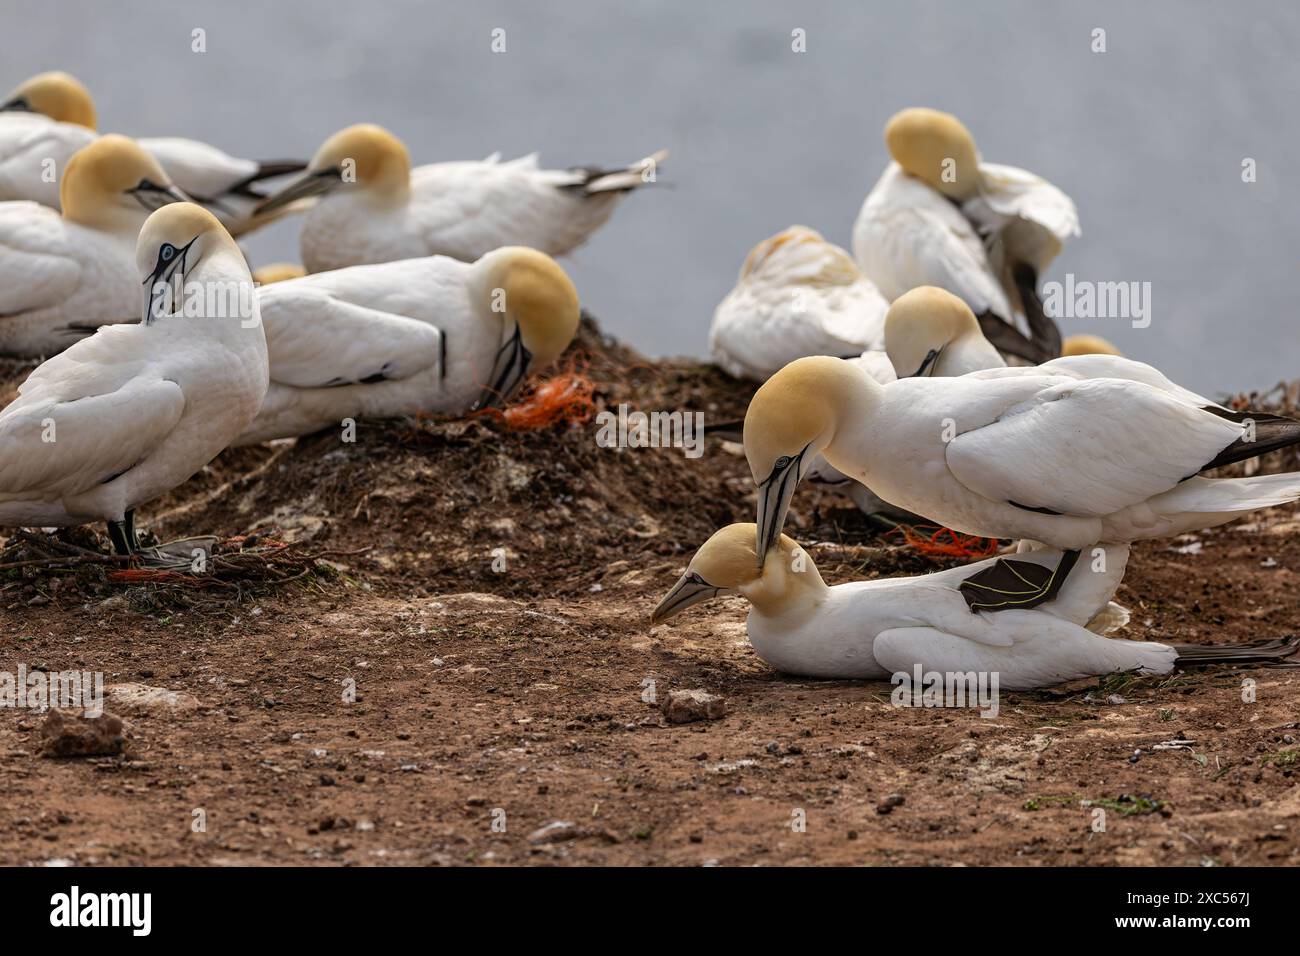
[
  {"left": 852, "top": 107, "right": 1078, "bottom": 364},
  {"left": 235, "top": 247, "right": 580, "bottom": 445},
  {"left": 0, "top": 204, "right": 268, "bottom": 554},
  {"left": 0, "top": 134, "right": 188, "bottom": 356},
  {"left": 0, "top": 71, "right": 306, "bottom": 235},
  {"left": 709, "top": 226, "right": 889, "bottom": 381},
  {"left": 744, "top": 353, "right": 1300, "bottom": 609},
  {"left": 252, "top": 123, "right": 667, "bottom": 271},
  {"left": 652, "top": 525, "right": 1298, "bottom": 687}
]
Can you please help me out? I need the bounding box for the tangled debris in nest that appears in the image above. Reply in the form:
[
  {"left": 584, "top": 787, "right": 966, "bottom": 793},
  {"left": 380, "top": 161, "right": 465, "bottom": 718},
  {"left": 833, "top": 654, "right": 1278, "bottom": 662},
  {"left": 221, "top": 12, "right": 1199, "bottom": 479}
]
[{"left": 0, "top": 525, "right": 366, "bottom": 609}]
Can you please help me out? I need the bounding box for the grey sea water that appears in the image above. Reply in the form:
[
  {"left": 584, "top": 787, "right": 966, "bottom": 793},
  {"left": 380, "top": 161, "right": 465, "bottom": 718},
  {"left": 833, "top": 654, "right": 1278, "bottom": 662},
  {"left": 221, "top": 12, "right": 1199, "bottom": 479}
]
[{"left": 6, "top": 0, "right": 1297, "bottom": 395}]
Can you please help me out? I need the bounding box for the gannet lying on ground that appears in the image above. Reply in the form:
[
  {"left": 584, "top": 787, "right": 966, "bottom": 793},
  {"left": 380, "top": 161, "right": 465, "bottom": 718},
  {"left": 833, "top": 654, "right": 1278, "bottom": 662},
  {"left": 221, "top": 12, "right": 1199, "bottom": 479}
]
[
  {"left": 744, "top": 350, "right": 1300, "bottom": 611},
  {"left": 252, "top": 123, "right": 666, "bottom": 271},
  {"left": 709, "top": 226, "right": 889, "bottom": 381},
  {"left": 0, "top": 134, "right": 188, "bottom": 357},
  {"left": 0, "top": 204, "right": 268, "bottom": 555},
  {"left": 235, "top": 247, "right": 579, "bottom": 445},
  {"left": 652, "top": 524, "right": 1298, "bottom": 687},
  {"left": 852, "top": 107, "right": 1078, "bottom": 364},
  {"left": 0, "top": 71, "right": 306, "bottom": 235}
]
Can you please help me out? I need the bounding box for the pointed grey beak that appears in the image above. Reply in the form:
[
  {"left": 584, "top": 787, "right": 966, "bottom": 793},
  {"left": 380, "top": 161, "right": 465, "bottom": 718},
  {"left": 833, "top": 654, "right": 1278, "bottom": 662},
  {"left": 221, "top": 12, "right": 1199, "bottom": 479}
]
[
  {"left": 141, "top": 236, "right": 197, "bottom": 323},
  {"left": 471, "top": 322, "right": 533, "bottom": 411},
  {"left": 253, "top": 166, "right": 342, "bottom": 217},
  {"left": 127, "top": 179, "right": 191, "bottom": 213},
  {"left": 908, "top": 347, "right": 943, "bottom": 378},
  {"left": 1, "top": 97, "right": 33, "bottom": 113},
  {"left": 650, "top": 571, "right": 726, "bottom": 624},
  {"left": 755, "top": 446, "right": 807, "bottom": 567}
]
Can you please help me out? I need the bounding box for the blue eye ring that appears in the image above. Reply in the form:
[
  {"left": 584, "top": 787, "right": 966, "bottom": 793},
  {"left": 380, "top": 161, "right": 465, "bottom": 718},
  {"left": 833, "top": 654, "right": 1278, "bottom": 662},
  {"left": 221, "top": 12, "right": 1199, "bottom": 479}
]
[{"left": 161, "top": 244, "right": 176, "bottom": 261}]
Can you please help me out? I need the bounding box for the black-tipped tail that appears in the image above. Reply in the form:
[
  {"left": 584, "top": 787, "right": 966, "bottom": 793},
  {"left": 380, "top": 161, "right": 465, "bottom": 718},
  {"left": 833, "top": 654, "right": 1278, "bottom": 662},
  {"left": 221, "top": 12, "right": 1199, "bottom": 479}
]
[
  {"left": 1174, "top": 635, "right": 1300, "bottom": 666},
  {"left": 1198, "top": 412, "right": 1300, "bottom": 473}
]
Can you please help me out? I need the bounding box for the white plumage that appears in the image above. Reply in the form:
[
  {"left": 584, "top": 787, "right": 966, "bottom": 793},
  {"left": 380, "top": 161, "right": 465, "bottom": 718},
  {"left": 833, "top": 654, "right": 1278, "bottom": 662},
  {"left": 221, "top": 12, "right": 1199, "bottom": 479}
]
[
  {"left": 237, "top": 247, "right": 581, "bottom": 445},
  {"left": 709, "top": 225, "right": 889, "bottom": 381},
  {"left": 0, "top": 203, "right": 267, "bottom": 542}
]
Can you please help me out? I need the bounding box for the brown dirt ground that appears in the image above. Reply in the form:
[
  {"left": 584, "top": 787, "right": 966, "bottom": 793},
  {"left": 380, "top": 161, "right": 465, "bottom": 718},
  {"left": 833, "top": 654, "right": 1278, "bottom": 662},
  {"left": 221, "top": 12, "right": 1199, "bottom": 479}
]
[{"left": 1, "top": 321, "right": 1298, "bottom": 866}]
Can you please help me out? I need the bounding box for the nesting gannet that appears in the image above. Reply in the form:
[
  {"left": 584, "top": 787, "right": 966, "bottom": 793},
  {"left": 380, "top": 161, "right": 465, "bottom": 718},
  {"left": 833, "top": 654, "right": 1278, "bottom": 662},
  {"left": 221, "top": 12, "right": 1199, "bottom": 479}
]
[
  {"left": 1062, "top": 334, "right": 1122, "bottom": 357},
  {"left": 252, "top": 262, "right": 307, "bottom": 286},
  {"left": 252, "top": 123, "right": 667, "bottom": 271},
  {"left": 852, "top": 108, "right": 1078, "bottom": 364},
  {"left": 709, "top": 226, "right": 889, "bottom": 381},
  {"left": 653, "top": 525, "right": 1299, "bottom": 687},
  {"left": 0, "top": 71, "right": 306, "bottom": 235},
  {"left": 0, "top": 134, "right": 188, "bottom": 357},
  {"left": 0, "top": 204, "right": 268, "bottom": 554},
  {"left": 235, "top": 247, "right": 580, "bottom": 445},
  {"left": 744, "top": 352, "right": 1300, "bottom": 610}
]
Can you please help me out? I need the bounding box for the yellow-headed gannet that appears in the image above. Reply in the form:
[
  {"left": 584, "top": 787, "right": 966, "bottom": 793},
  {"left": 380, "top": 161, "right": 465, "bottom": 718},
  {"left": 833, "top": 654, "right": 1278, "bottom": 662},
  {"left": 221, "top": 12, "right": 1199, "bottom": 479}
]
[
  {"left": 236, "top": 247, "right": 579, "bottom": 444},
  {"left": 252, "top": 123, "right": 666, "bottom": 271}
]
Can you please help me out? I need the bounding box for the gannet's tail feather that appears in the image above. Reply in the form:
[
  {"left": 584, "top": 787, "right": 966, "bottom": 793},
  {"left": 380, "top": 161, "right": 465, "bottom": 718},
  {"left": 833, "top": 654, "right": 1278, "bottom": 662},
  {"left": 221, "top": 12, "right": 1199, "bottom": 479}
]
[
  {"left": 565, "top": 150, "right": 668, "bottom": 195},
  {"left": 1174, "top": 636, "right": 1300, "bottom": 665}
]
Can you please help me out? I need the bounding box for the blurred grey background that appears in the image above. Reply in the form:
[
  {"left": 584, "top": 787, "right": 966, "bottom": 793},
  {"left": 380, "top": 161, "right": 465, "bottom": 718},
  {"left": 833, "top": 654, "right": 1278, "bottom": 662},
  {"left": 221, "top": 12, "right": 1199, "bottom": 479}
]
[{"left": 5, "top": 0, "right": 1297, "bottom": 395}]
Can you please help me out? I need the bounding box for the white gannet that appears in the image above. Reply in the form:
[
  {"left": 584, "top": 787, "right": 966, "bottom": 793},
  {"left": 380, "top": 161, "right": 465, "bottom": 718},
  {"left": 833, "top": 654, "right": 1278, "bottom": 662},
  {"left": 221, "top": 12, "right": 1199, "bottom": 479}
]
[
  {"left": 651, "top": 525, "right": 1298, "bottom": 687},
  {"left": 852, "top": 107, "right": 1078, "bottom": 364},
  {"left": 235, "top": 247, "right": 580, "bottom": 445},
  {"left": 0, "top": 203, "right": 268, "bottom": 555},
  {"left": 0, "top": 71, "right": 306, "bottom": 235},
  {"left": 709, "top": 225, "right": 889, "bottom": 381},
  {"left": 252, "top": 123, "right": 667, "bottom": 271},
  {"left": 0, "top": 133, "right": 188, "bottom": 357},
  {"left": 743, "top": 351, "right": 1300, "bottom": 610}
]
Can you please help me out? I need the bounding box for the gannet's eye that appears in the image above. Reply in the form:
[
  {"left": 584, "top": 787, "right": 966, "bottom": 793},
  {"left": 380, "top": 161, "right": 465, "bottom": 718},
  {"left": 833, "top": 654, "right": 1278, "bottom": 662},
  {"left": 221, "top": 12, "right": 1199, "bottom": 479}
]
[
  {"left": 774, "top": 455, "right": 792, "bottom": 470},
  {"left": 160, "top": 243, "right": 176, "bottom": 262}
]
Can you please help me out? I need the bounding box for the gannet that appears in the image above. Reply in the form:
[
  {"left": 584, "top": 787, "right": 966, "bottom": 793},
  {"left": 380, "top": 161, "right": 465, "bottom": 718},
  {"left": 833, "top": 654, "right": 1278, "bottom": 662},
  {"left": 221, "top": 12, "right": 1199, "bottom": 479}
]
[
  {"left": 653, "top": 525, "right": 1299, "bottom": 687},
  {"left": 252, "top": 123, "right": 667, "bottom": 271},
  {"left": 0, "top": 71, "right": 306, "bottom": 235},
  {"left": 0, "top": 203, "right": 268, "bottom": 555},
  {"left": 852, "top": 107, "right": 1078, "bottom": 364},
  {"left": 235, "top": 247, "right": 579, "bottom": 445},
  {"left": 709, "top": 226, "right": 889, "bottom": 381},
  {"left": 744, "top": 352, "right": 1300, "bottom": 609},
  {"left": 0, "top": 134, "right": 188, "bottom": 356}
]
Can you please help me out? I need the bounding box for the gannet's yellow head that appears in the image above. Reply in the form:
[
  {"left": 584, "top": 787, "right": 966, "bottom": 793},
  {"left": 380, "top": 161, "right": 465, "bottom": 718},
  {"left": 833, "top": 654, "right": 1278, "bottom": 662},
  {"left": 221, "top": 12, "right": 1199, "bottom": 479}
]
[
  {"left": 885, "top": 107, "right": 981, "bottom": 201},
  {"left": 252, "top": 262, "right": 307, "bottom": 285},
  {"left": 254, "top": 123, "right": 411, "bottom": 216},
  {"left": 470, "top": 247, "right": 581, "bottom": 410},
  {"left": 136, "top": 203, "right": 242, "bottom": 322},
  {"left": 739, "top": 225, "right": 859, "bottom": 286},
  {"left": 1062, "top": 334, "right": 1122, "bottom": 357},
  {"left": 885, "top": 286, "right": 982, "bottom": 377},
  {"left": 745, "top": 356, "right": 874, "bottom": 564},
  {"left": 651, "top": 523, "right": 827, "bottom": 623},
  {"left": 60, "top": 134, "right": 188, "bottom": 230},
  {"left": 2, "top": 71, "right": 97, "bottom": 128}
]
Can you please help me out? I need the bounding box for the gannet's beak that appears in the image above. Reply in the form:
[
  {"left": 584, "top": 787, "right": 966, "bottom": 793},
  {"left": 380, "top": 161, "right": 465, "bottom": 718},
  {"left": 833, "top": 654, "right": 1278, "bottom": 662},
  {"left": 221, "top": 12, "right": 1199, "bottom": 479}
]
[
  {"left": 141, "top": 236, "right": 197, "bottom": 323},
  {"left": 755, "top": 446, "right": 807, "bottom": 567},
  {"left": 908, "top": 347, "right": 943, "bottom": 378},
  {"left": 0, "top": 97, "right": 33, "bottom": 113},
  {"left": 650, "top": 571, "right": 726, "bottom": 624},
  {"left": 471, "top": 322, "right": 532, "bottom": 411},
  {"left": 127, "top": 179, "right": 191, "bottom": 213},
  {"left": 253, "top": 166, "right": 343, "bottom": 216}
]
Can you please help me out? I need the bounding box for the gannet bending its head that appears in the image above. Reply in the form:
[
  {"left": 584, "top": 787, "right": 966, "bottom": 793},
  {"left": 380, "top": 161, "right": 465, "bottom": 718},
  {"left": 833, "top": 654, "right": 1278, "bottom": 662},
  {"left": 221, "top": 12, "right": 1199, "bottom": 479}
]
[
  {"left": 1061, "top": 334, "right": 1122, "bottom": 357},
  {"left": 0, "top": 71, "right": 306, "bottom": 234},
  {"left": 853, "top": 107, "right": 1079, "bottom": 366},
  {"left": 0, "top": 134, "right": 189, "bottom": 356},
  {"left": 709, "top": 225, "right": 889, "bottom": 382},
  {"left": 745, "top": 346, "right": 1300, "bottom": 609},
  {"left": 0, "top": 203, "right": 268, "bottom": 554},
  {"left": 2, "top": 71, "right": 96, "bottom": 128},
  {"left": 235, "top": 246, "right": 580, "bottom": 445},
  {"left": 884, "top": 286, "right": 1006, "bottom": 378},
  {"left": 254, "top": 122, "right": 668, "bottom": 271},
  {"left": 652, "top": 525, "right": 1195, "bottom": 687}
]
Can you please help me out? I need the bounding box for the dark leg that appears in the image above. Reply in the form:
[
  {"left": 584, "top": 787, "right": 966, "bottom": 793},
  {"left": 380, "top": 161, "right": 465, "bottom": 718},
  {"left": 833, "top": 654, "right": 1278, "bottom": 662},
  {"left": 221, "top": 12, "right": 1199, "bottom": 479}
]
[
  {"left": 959, "top": 548, "right": 1081, "bottom": 613},
  {"left": 106, "top": 518, "right": 135, "bottom": 557},
  {"left": 124, "top": 509, "right": 136, "bottom": 546}
]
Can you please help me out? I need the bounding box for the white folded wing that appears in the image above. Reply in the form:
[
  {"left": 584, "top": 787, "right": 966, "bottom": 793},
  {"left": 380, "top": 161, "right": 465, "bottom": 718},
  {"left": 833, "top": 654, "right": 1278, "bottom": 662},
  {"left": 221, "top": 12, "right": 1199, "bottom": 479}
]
[
  {"left": 964, "top": 161, "right": 1079, "bottom": 274},
  {"left": 0, "top": 114, "right": 94, "bottom": 207},
  {"left": 0, "top": 200, "right": 82, "bottom": 317}
]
